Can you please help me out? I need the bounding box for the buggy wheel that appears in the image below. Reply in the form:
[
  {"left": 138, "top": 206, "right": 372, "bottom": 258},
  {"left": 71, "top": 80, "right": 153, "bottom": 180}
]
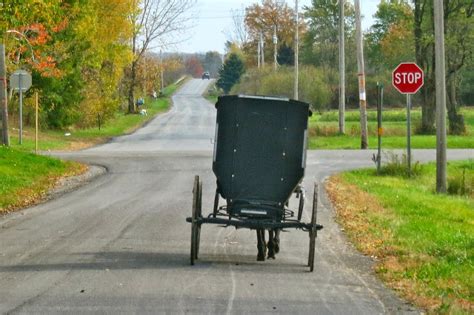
[
  {"left": 308, "top": 183, "right": 318, "bottom": 272},
  {"left": 191, "top": 175, "right": 202, "bottom": 265},
  {"left": 196, "top": 180, "right": 202, "bottom": 258}
]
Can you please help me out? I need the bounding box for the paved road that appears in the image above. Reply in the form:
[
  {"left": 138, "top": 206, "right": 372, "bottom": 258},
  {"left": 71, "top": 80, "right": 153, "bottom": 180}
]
[{"left": 1, "top": 79, "right": 472, "bottom": 314}]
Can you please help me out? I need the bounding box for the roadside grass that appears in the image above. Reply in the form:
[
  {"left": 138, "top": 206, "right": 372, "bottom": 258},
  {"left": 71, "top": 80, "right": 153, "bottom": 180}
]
[
  {"left": 309, "top": 107, "right": 474, "bottom": 149},
  {"left": 8, "top": 82, "right": 179, "bottom": 152},
  {"left": 0, "top": 146, "right": 86, "bottom": 213},
  {"left": 326, "top": 159, "right": 474, "bottom": 313}
]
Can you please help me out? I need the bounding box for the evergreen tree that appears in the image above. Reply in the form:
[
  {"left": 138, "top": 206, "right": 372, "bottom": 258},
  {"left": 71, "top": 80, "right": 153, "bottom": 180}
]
[{"left": 217, "top": 53, "right": 245, "bottom": 94}]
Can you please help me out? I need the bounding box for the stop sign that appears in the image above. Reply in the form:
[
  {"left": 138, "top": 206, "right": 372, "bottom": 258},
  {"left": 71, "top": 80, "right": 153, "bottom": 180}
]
[{"left": 392, "top": 62, "right": 424, "bottom": 94}]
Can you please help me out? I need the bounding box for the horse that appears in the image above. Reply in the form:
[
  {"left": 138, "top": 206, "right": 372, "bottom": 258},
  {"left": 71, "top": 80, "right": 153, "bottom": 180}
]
[{"left": 256, "top": 228, "right": 281, "bottom": 261}]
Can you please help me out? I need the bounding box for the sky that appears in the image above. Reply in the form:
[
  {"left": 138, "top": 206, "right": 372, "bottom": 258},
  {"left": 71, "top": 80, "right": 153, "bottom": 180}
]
[{"left": 173, "top": 0, "right": 380, "bottom": 54}]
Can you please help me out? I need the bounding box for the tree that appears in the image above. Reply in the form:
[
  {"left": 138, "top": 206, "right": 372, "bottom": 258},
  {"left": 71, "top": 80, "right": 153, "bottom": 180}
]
[
  {"left": 366, "top": 0, "right": 414, "bottom": 71},
  {"left": 413, "top": 0, "right": 472, "bottom": 134},
  {"left": 277, "top": 44, "right": 294, "bottom": 66},
  {"left": 127, "top": 0, "right": 195, "bottom": 113},
  {"left": 302, "top": 0, "right": 355, "bottom": 69},
  {"left": 217, "top": 53, "right": 245, "bottom": 94},
  {"left": 185, "top": 56, "right": 203, "bottom": 78},
  {"left": 243, "top": 0, "right": 303, "bottom": 67}
]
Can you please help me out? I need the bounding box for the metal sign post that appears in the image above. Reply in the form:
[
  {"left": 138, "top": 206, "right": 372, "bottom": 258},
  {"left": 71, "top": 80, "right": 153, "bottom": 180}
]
[
  {"left": 406, "top": 94, "right": 411, "bottom": 176},
  {"left": 10, "top": 70, "right": 32, "bottom": 145}
]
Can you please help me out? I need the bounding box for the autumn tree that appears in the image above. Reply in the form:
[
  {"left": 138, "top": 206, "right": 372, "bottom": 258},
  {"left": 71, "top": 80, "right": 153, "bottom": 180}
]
[
  {"left": 185, "top": 56, "right": 204, "bottom": 78},
  {"left": 127, "top": 0, "right": 195, "bottom": 113},
  {"left": 366, "top": 0, "right": 414, "bottom": 71},
  {"left": 243, "top": 0, "right": 304, "bottom": 67}
]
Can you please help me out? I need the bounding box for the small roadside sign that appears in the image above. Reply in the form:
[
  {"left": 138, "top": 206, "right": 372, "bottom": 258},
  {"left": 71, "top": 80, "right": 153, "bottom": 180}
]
[
  {"left": 10, "top": 70, "right": 32, "bottom": 92},
  {"left": 9, "top": 69, "right": 32, "bottom": 145}
]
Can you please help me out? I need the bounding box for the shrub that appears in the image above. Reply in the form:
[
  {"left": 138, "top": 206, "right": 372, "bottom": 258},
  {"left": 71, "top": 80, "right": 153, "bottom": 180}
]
[
  {"left": 447, "top": 161, "right": 473, "bottom": 197},
  {"left": 378, "top": 151, "right": 423, "bottom": 177}
]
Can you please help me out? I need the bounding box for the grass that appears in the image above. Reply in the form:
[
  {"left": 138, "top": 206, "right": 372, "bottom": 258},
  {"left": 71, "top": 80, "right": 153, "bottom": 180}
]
[
  {"left": 326, "top": 159, "right": 474, "bottom": 313},
  {"left": 309, "top": 107, "right": 474, "bottom": 149},
  {"left": 0, "top": 146, "right": 85, "bottom": 212},
  {"left": 8, "top": 82, "right": 179, "bottom": 152}
]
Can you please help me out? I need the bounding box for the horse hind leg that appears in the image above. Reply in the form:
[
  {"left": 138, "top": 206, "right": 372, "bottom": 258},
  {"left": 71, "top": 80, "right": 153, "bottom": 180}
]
[
  {"left": 273, "top": 229, "right": 280, "bottom": 254},
  {"left": 267, "top": 230, "right": 276, "bottom": 259},
  {"left": 256, "top": 229, "right": 266, "bottom": 261}
]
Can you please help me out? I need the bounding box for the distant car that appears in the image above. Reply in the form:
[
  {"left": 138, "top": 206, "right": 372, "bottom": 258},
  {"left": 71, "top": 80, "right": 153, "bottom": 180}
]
[{"left": 202, "top": 72, "right": 210, "bottom": 80}]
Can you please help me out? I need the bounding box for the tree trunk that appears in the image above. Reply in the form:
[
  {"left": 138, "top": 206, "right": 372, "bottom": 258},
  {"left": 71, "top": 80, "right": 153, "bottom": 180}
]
[
  {"left": 414, "top": 0, "right": 436, "bottom": 134},
  {"left": 128, "top": 33, "right": 137, "bottom": 114},
  {"left": 128, "top": 60, "right": 137, "bottom": 113},
  {"left": 446, "top": 73, "right": 465, "bottom": 135}
]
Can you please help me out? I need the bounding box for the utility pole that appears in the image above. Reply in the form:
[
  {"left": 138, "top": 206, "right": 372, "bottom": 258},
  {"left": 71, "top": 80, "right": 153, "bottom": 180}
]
[
  {"left": 354, "top": 0, "right": 368, "bottom": 149},
  {"left": 294, "top": 0, "right": 299, "bottom": 100},
  {"left": 260, "top": 32, "right": 265, "bottom": 67},
  {"left": 0, "top": 43, "right": 9, "bottom": 146},
  {"left": 338, "top": 0, "right": 345, "bottom": 134},
  {"left": 434, "top": 0, "right": 447, "bottom": 193},
  {"left": 273, "top": 25, "right": 278, "bottom": 71}
]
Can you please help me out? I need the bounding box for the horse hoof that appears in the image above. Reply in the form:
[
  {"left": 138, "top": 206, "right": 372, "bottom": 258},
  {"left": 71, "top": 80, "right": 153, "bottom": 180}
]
[
  {"left": 257, "top": 254, "right": 265, "bottom": 261},
  {"left": 274, "top": 242, "right": 280, "bottom": 254},
  {"left": 267, "top": 254, "right": 276, "bottom": 259}
]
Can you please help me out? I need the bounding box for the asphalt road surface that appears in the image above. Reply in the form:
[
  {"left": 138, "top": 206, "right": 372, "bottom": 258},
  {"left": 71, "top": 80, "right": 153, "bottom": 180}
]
[{"left": 1, "top": 79, "right": 472, "bottom": 314}]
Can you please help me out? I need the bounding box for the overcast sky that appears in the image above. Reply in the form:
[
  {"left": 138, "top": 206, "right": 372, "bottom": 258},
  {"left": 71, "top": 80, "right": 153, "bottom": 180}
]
[{"left": 172, "top": 0, "right": 380, "bottom": 54}]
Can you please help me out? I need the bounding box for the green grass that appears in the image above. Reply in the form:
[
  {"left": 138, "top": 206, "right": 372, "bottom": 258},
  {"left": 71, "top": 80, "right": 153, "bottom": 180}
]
[
  {"left": 9, "top": 83, "right": 179, "bottom": 152},
  {"left": 0, "top": 146, "right": 84, "bottom": 212},
  {"left": 338, "top": 160, "right": 473, "bottom": 312},
  {"left": 309, "top": 107, "right": 474, "bottom": 149}
]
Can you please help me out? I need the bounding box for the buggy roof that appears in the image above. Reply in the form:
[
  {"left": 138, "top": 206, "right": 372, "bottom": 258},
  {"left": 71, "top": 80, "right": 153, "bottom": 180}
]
[{"left": 212, "top": 95, "right": 311, "bottom": 206}]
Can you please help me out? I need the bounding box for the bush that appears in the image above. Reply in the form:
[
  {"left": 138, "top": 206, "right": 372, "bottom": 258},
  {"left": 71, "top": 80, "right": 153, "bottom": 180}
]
[
  {"left": 232, "top": 65, "right": 331, "bottom": 111},
  {"left": 378, "top": 151, "right": 423, "bottom": 177},
  {"left": 447, "top": 160, "right": 473, "bottom": 197}
]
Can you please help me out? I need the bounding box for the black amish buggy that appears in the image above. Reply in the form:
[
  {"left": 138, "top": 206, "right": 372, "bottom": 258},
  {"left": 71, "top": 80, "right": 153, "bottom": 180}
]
[{"left": 186, "top": 95, "right": 323, "bottom": 271}]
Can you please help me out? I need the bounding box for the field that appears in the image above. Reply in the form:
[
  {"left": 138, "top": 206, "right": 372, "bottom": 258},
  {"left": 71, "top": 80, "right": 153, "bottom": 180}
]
[{"left": 309, "top": 107, "right": 474, "bottom": 149}]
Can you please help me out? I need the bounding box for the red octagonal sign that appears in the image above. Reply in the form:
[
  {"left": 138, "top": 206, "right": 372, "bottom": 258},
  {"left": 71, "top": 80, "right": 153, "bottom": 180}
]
[{"left": 392, "top": 62, "right": 424, "bottom": 94}]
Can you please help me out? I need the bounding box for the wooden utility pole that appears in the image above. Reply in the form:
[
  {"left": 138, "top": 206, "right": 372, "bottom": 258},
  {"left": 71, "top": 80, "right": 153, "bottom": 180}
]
[
  {"left": 0, "top": 43, "right": 10, "bottom": 146},
  {"left": 338, "top": 0, "right": 345, "bottom": 134},
  {"left": 434, "top": 0, "right": 447, "bottom": 193},
  {"left": 294, "top": 0, "right": 299, "bottom": 100},
  {"left": 354, "top": 0, "right": 368, "bottom": 149}
]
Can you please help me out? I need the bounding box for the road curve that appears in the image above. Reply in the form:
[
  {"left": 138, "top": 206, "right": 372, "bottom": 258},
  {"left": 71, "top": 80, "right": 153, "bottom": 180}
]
[{"left": 1, "top": 79, "right": 472, "bottom": 314}]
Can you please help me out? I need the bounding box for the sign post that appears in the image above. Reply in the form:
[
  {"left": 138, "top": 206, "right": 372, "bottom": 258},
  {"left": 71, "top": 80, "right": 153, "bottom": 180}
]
[
  {"left": 10, "top": 70, "right": 32, "bottom": 144},
  {"left": 392, "top": 62, "right": 424, "bottom": 176}
]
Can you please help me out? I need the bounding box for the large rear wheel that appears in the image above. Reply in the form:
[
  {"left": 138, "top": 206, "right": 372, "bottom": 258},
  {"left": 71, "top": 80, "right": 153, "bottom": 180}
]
[
  {"left": 191, "top": 176, "right": 202, "bottom": 265},
  {"left": 308, "top": 183, "right": 318, "bottom": 272}
]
